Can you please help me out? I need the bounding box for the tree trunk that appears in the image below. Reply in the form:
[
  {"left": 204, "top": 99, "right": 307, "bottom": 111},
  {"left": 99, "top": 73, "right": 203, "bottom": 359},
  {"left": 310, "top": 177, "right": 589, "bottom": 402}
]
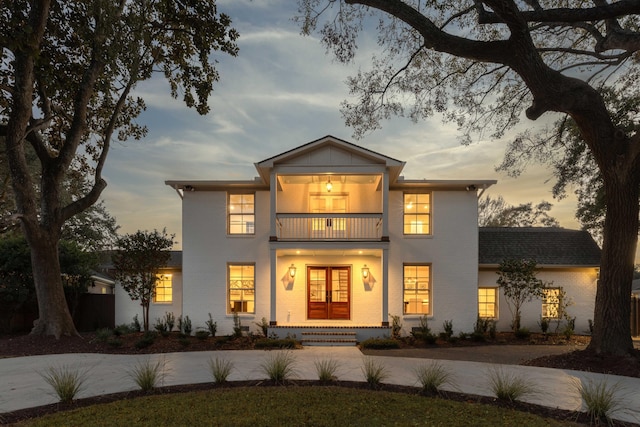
[
  {"left": 28, "top": 234, "right": 79, "bottom": 338},
  {"left": 588, "top": 172, "right": 637, "bottom": 355}
]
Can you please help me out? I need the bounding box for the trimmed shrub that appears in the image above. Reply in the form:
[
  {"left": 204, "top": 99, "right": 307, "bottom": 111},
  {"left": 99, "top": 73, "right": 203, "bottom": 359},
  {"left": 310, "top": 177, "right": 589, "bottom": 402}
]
[
  {"left": 359, "top": 338, "right": 400, "bottom": 349},
  {"left": 195, "top": 330, "right": 210, "bottom": 340},
  {"left": 254, "top": 338, "right": 297, "bottom": 349}
]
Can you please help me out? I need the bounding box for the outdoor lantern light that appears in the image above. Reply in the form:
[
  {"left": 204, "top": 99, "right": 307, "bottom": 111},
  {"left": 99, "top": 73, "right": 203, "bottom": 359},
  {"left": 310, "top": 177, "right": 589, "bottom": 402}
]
[
  {"left": 362, "top": 265, "right": 369, "bottom": 279},
  {"left": 326, "top": 176, "right": 332, "bottom": 192},
  {"left": 289, "top": 264, "right": 297, "bottom": 278}
]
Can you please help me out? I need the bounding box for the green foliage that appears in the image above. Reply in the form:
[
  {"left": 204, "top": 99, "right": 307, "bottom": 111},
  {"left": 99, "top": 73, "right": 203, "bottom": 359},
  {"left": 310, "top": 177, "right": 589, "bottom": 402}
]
[
  {"left": 414, "top": 361, "right": 455, "bottom": 395},
  {"left": 182, "top": 315, "right": 193, "bottom": 336},
  {"left": 154, "top": 318, "right": 169, "bottom": 337},
  {"left": 206, "top": 313, "right": 217, "bottom": 337},
  {"left": 486, "top": 367, "right": 538, "bottom": 402},
  {"left": 253, "top": 317, "right": 269, "bottom": 338},
  {"left": 208, "top": 357, "right": 234, "bottom": 384},
  {"left": 112, "top": 229, "right": 175, "bottom": 332},
  {"left": 94, "top": 328, "right": 113, "bottom": 342},
  {"left": 538, "top": 316, "right": 550, "bottom": 335},
  {"left": 314, "top": 358, "right": 340, "bottom": 383},
  {"left": 361, "top": 357, "right": 388, "bottom": 388},
  {"left": 254, "top": 338, "right": 297, "bottom": 349},
  {"left": 441, "top": 320, "right": 454, "bottom": 341},
  {"left": 411, "top": 315, "right": 436, "bottom": 343},
  {"left": 573, "top": 378, "right": 625, "bottom": 424},
  {"left": 134, "top": 331, "right": 157, "bottom": 349},
  {"left": 164, "top": 312, "right": 175, "bottom": 332},
  {"left": 195, "top": 330, "right": 210, "bottom": 340},
  {"left": 359, "top": 338, "right": 400, "bottom": 349},
  {"left": 107, "top": 337, "right": 123, "bottom": 348},
  {"left": 497, "top": 259, "right": 547, "bottom": 332},
  {"left": 260, "top": 351, "right": 297, "bottom": 384},
  {"left": 515, "top": 328, "right": 531, "bottom": 340},
  {"left": 40, "top": 365, "right": 89, "bottom": 404},
  {"left": 114, "top": 323, "right": 136, "bottom": 336},
  {"left": 232, "top": 312, "right": 242, "bottom": 338},
  {"left": 132, "top": 315, "right": 142, "bottom": 333},
  {"left": 128, "top": 358, "right": 167, "bottom": 392},
  {"left": 389, "top": 313, "right": 402, "bottom": 339}
]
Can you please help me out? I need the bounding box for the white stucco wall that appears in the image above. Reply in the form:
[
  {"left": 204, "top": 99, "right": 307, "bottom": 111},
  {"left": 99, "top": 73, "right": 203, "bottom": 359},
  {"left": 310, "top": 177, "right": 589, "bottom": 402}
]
[
  {"left": 478, "top": 268, "right": 597, "bottom": 334},
  {"left": 388, "top": 189, "right": 480, "bottom": 336},
  {"left": 181, "top": 190, "right": 271, "bottom": 336}
]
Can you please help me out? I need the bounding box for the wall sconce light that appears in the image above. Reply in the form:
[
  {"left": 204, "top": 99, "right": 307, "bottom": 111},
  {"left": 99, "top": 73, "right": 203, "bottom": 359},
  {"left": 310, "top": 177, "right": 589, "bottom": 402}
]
[
  {"left": 326, "top": 177, "right": 332, "bottom": 192},
  {"left": 289, "top": 264, "right": 297, "bottom": 278},
  {"left": 362, "top": 265, "right": 369, "bottom": 279}
]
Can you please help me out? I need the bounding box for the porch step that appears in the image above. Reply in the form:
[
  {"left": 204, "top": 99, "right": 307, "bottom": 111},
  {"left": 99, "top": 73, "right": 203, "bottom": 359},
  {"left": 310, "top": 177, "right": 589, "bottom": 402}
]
[{"left": 301, "top": 331, "right": 357, "bottom": 347}]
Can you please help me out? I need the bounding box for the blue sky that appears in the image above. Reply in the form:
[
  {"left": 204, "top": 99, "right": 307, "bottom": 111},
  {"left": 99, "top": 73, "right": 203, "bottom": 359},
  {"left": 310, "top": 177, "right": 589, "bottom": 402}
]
[{"left": 100, "top": 0, "right": 580, "bottom": 248}]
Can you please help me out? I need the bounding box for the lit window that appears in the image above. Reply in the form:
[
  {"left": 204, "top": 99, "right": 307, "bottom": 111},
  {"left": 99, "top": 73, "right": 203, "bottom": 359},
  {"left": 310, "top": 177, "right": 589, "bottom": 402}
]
[
  {"left": 404, "top": 193, "right": 431, "bottom": 235},
  {"left": 403, "top": 264, "right": 431, "bottom": 314},
  {"left": 542, "top": 288, "right": 562, "bottom": 319},
  {"left": 228, "top": 264, "right": 255, "bottom": 313},
  {"left": 228, "top": 194, "right": 255, "bottom": 235},
  {"left": 154, "top": 274, "right": 172, "bottom": 303},
  {"left": 478, "top": 288, "right": 498, "bottom": 318}
]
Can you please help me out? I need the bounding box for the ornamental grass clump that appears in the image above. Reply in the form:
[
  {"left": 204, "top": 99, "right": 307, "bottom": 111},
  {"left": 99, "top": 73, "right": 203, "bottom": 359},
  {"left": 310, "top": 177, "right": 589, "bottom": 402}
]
[
  {"left": 414, "top": 361, "right": 455, "bottom": 395},
  {"left": 40, "top": 364, "right": 89, "bottom": 404},
  {"left": 208, "top": 357, "right": 234, "bottom": 384},
  {"left": 128, "top": 358, "right": 167, "bottom": 392},
  {"left": 573, "top": 377, "right": 625, "bottom": 424},
  {"left": 486, "top": 367, "right": 538, "bottom": 402},
  {"left": 260, "top": 351, "right": 297, "bottom": 384},
  {"left": 314, "top": 357, "right": 340, "bottom": 383},
  {"left": 361, "top": 357, "right": 388, "bottom": 389}
]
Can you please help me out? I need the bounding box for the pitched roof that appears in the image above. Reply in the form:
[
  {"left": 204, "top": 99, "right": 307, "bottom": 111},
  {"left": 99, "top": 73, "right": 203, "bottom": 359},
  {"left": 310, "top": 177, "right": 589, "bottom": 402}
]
[{"left": 479, "top": 227, "right": 601, "bottom": 267}]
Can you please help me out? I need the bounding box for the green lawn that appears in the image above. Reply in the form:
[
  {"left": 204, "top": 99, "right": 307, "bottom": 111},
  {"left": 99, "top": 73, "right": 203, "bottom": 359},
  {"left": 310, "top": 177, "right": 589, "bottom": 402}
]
[{"left": 19, "top": 386, "right": 580, "bottom": 426}]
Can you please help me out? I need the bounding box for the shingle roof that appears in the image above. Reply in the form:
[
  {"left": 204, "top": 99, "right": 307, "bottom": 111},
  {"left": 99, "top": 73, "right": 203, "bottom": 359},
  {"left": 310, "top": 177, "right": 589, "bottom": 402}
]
[{"left": 479, "top": 227, "right": 601, "bottom": 266}]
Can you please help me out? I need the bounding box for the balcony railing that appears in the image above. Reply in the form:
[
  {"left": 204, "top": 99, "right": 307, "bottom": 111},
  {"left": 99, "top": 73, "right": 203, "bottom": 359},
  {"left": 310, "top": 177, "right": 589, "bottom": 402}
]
[{"left": 276, "top": 213, "right": 383, "bottom": 241}]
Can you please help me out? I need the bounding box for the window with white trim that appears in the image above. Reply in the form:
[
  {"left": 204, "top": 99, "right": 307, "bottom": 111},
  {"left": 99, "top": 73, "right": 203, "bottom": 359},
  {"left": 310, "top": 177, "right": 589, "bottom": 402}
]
[
  {"left": 403, "top": 264, "right": 431, "bottom": 314},
  {"left": 403, "top": 193, "right": 431, "bottom": 235},
  {"left": 228, "top": 193, "right": 255, "bottom": 235},
  {"left": 228, "top": 264, "right": 255, "bottom": 313}
]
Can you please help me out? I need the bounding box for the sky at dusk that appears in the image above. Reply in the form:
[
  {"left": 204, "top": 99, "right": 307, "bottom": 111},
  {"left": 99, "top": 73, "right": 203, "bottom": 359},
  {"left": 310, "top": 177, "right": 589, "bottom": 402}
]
[{"left": 100, "top": 0, "right": 581, "bottom": 249}]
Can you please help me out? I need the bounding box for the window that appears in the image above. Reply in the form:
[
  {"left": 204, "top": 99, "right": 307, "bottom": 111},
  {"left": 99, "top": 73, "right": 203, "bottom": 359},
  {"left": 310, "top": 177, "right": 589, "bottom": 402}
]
[
  {"left": 228, "top": 193, "right": 255, "bottom": 234},
  {"left": 478, "top": 287, "right": 498, "bottom": 318},
  {"left": 228, "top": 264, "right": 255, "bottom": 313},
  {"left": 403, "top": 264, "right": 431, "bottom": 314},
  {"left": 154, "top": 274, "right": 172, "bottom": 303},
  {"left": 542, "top": 288, "right": 562, "bottom": 319},
  {"left": 403, "top": 193, "right": 431, "bottom": 235}
]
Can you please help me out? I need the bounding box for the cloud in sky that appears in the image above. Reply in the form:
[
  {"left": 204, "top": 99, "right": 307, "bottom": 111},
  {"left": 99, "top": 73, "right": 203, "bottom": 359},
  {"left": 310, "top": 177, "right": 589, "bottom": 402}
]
[{"left": 101, "top": 2, "right": 581, "bottom": 248}]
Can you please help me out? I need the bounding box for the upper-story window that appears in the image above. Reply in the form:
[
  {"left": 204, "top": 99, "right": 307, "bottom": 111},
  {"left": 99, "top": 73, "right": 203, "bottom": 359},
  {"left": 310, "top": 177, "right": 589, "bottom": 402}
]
[
  {"left": 228, "top": 193, "right": 255, "bottom": 235},
  {"left": 403, "top": 193, "right": 431, "bottom": 235}
]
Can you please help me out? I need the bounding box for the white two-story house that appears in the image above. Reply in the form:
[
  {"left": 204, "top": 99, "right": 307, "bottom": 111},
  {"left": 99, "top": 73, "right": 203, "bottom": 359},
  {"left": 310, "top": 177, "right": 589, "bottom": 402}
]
[{"left": 158, "top": 135, "right": 498, "bottom": 340}]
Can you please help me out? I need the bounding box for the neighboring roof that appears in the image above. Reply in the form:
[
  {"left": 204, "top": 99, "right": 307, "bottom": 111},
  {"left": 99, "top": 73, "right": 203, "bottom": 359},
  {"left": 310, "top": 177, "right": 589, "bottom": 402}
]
[{"left": 479, "top": 227, "right": 601, "bottom": 267}]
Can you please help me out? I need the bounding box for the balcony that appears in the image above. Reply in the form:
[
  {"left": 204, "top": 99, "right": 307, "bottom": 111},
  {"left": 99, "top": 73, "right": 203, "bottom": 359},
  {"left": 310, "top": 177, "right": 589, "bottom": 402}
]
[{"left": 275, "top": 213, "right": 383, "bottom": 241}]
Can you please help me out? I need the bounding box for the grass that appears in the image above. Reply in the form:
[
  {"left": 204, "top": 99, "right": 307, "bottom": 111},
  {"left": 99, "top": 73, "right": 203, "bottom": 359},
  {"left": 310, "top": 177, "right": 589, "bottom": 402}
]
[
  {"left": 573, "top": 377, "right": 625, "bottom": 424},
  {"left": 486, "top": 366, "right": 538, "bottom": 402},
  {"left": 361, "top": 357, "right": 388, "bottom": 388},
  {"left": 208, "top": 357, "right": 234, "bottom": 384},
  {"left": 413, "top": 361, "right": 456, "bottom": 394},
  {"left": 127, "top": 358, "right": 167, "bottom": 392},
  {"left": 259, "top": 351, "right": 297, "bottom": 383},
  {"left": 19, "top": 386, "right": 579, "bottom": 427},
  {"left": 39, "top": 365, "right": 89, "bottom": 404},
  {"left": 313, "top": 357, "right": 340, "bottom": 383}
]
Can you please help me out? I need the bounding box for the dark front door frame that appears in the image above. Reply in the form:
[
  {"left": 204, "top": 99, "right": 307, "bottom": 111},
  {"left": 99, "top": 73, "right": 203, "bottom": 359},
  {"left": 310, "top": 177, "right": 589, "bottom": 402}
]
[{"left": 307, "top": 266, "right": 351, "bottom": 320}]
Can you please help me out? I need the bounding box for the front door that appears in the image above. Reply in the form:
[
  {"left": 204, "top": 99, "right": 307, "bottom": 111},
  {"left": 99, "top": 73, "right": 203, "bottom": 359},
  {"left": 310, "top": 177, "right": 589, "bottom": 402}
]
[{"left": 307, "top": 266, "right": 350, "bottom": 320}]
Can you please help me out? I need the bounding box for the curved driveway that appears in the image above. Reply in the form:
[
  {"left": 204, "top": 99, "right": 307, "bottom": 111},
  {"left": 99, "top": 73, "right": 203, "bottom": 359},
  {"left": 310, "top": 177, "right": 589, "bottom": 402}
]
[{"left": 1, "top": 347, "right": 639, "bottom": 424}]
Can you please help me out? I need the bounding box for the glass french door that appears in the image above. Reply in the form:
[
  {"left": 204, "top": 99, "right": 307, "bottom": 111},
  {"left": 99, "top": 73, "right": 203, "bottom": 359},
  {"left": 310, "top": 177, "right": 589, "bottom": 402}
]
[
  {"left": 310, "top": 195, "right": 348, "bottom": 239},
  {"left": 307, "top": 266, "right": 350, "bottom": 319}
]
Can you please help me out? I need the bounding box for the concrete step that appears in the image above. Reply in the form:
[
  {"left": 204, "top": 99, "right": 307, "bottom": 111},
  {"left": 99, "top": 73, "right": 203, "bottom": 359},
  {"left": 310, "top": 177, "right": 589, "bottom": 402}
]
[{"left": 301, "top": 330, "right": 357, "bottom": 346}]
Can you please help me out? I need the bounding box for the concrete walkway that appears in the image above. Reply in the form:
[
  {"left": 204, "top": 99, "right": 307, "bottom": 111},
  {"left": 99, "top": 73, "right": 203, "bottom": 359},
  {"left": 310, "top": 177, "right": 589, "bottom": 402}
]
[{"left": 1, "top": 347, "right": 639, "bottom": 424}]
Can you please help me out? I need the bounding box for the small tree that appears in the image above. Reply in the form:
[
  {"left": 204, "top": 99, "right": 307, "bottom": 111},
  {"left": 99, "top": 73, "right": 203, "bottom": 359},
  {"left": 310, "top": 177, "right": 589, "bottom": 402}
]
[
  {"left": 496, "top": 259, "right": 546, "bottom": 332},
  {"left": 112, "top": 229, "right": 174, "bottom": 332}
]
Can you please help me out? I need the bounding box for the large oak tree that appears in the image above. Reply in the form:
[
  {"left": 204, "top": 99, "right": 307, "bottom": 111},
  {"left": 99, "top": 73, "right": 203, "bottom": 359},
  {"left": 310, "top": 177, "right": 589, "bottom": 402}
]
[
  {"left": 0, "top": 1, "right": 238, "bottom": 338},
  {"left": 298, "top": 0, "right": 640, "bottom": 355}
]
